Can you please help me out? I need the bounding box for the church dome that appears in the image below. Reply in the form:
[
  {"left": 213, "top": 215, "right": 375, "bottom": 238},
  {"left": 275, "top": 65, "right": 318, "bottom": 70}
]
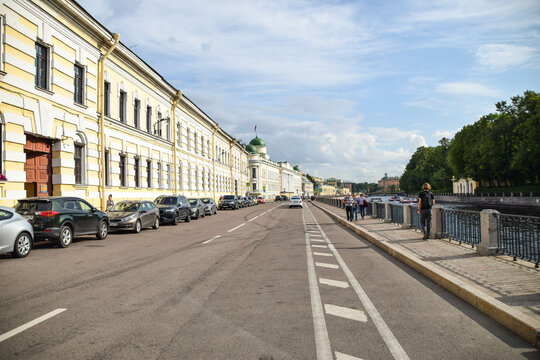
[
  {"left": 249, "top": 137, "right": 266, "bottom": 146},
  {"left": 246, "top": 144, "right": 257, "bottom": 153}
]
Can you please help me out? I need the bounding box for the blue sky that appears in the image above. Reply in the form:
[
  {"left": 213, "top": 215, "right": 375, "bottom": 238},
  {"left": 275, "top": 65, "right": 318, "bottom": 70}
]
[{"left": 78, "top": 0, "right": 540, "bottom": 182}]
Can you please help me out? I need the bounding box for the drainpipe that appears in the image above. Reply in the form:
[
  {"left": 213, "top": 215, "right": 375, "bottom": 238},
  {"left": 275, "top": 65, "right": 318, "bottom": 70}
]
[
  {"left": 211, "top": 124, "right": 220, "bottom": 200},
  {"left": 172, "top": 90, "right": 182, "bottom": 195},
  {"left": 98, "top": 33, "right": 120, "bottom": 211}
]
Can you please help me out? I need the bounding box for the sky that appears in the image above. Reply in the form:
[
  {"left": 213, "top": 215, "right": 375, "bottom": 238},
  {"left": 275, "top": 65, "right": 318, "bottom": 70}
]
[{"left": 77, "top": 0, "right": 540, "bottom": 183}]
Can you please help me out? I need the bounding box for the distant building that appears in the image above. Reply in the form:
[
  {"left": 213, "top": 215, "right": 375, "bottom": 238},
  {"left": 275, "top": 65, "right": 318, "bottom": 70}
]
[
  {"left": 378, "top": 173, "right": 400, "bottom": 192},
  {"left": 453, "top": 177, "right": 478, "bottom": 194},
  {"left": 302, "top": 176, "right": 314, "bottom": 196},
  {"left": 342, "top": 182, "right": 353, "bottom": 192}
]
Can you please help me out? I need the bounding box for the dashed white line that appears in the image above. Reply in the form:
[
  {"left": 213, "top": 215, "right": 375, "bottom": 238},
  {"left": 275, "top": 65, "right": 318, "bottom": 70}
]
[
  {"left": 248, "top": 215, "right": 260, "bottom": 222},
  {"left": 315, "top": 262, "right": 339, "bottom": 269},
  {"left": 202, "top": 235, "right": 221, "bottom": 244},
  {"left": 324, "top": 304, "right": 367, "bottom": 322},
  {"left": 319, "top": 277, "right": 349, "bottom": 288},
  {"left": 313, "top": 252, "right": 333, "bottom": 257},
  {"left": 227, "top": 223, "right": 246, "bottom": 232},
  {"left": 0, "top": 309, "right": 67, "bottom": 343}
]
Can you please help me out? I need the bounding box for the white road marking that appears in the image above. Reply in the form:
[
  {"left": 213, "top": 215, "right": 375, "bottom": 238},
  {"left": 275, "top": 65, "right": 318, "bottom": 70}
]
[
  {"left": 227, "top": 223, "right": 246, "bottom": 232},
  {"left": 202, "top": 235, "right": 221, "bottom": 244},
  {"left": 303, "top": 208, "right": 333, "bottom": 360},
  {"left": 310, "top": 239, "right": 326, "bottom": 243},
  {"left": 335, "top": 351, "right": 363, "bottom": 360},
  {"left": 248, "top": 215, "right": 260, "bottom": 222},
  {"left": 325, "top": 304, "right": 367, "bottom": 322},
  {"left": 312, "top": 244, "right": 328, "bottom": 248},
  {"left": 313, "top": 252, "right": 333, "bottom": 257},
  {"left": 0, "top": 309, "right": 67, "bottom": 343},
  {"left": 305, "top": 206, "right": 410, "bottom": 360},
  {"left": 319, "top": 277, "right": 349, "bottom": 288},
  {"left": 315, "top": 262, "right": 339, "bottom": 269}
]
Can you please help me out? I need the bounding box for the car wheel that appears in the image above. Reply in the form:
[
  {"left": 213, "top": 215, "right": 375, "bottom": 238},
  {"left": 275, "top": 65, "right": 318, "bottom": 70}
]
[
  {"left": 194, "top": 210, "right": 199, "bottom": 219},
  {"left": 14, "top": 232, "right": 32, "bottom": 258},
  {"left": 58, "top": 225, "right": 73, "bottom": 248},
  {"left": 134, "top": 220, "right": 142, "bottom": 233},
  {"left": 202, "top": 210, "right": 206, "bottom": 218},
  {"left": 173, "top": 213, "right": 180, "bottom": 225},
  {"left": 96, "top": 220, "right": 108, "bottom": 240},
  {"left": 185, "top": 213, "right": 191, "bottom": 222},
  {"left": 214, "top": 208, "right": 217, "bottom": 215},
  {"left": 152, "top": 217, "right": 160, "bottom": 229}
]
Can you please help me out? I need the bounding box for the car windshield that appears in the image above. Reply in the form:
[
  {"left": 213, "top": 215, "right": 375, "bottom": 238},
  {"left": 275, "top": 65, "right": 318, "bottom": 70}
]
[
  {"left": 223, "top": 195, "right": 235, "bottom": 200},
  {"left": 291, "top": 196, "right": 301, "bottom": 200},
  {"left": 201, "top": 199, "right": 211, "bottom": 204},
  {"left": 154, "top": 197, "right": 176, "bottom": 205},
  {"left": 110, "top": 202, "right": 139, "bottom": 212},
  {"left": 189, "top": 199, "right": 197, "bottom": 205},
  {"left": 15, "top": 201, "right": 52, "bottom": 213}
]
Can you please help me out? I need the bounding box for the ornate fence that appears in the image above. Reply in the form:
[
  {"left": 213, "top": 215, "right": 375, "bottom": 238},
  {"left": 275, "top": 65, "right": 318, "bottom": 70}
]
[
  {"left": 441, "top": 209, "right": 481, "bottom": 247},
  {"left": 497, "top": 214, "right": 540, "bottom": 267}
]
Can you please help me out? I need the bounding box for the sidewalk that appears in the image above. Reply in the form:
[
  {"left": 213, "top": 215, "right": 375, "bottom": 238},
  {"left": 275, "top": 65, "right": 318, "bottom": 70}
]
[{"left": 312, "top": 201, "right": 540, "bottom": 348}]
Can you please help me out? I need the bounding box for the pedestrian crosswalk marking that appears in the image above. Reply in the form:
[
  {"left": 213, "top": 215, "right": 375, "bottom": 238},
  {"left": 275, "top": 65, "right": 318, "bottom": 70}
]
[
  {"left": 310, "top": 239, "right": 326, "bottom": 243},
  {"left": 312, "top": 244, "right": 328, "bottom": 248},
  {"left": 315, "top": 262, "right": 339, "bottom": 269},
  {"left": 324, "top": 304, "right": 367, "bottom": 322},
  {"left": 319, "top": 278, "right": 349, "bottom": 288},
  {"left": 335, "top": 351, "right": 363, "bottom": 360},
  {"left": 313, "top": 252, "right": 333, "bottom": 257}
]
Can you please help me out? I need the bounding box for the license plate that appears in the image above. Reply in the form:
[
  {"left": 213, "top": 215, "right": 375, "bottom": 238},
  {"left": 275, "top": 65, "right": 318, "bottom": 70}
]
[
  {"left": 23, "top": 215, "right": 34, "bottom": 220},
  {"left": 109, "top": 223, "right": 118, "bottom": 227}
]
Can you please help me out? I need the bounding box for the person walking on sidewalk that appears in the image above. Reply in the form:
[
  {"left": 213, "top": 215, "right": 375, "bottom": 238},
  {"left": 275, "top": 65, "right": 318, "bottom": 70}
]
[
  {"left": 417, "top": 183, "right": 435, "bottom": 240},
  {"left": 344, "top": 192, "right": 354, "bottom": 221},
  {"left": 358, "top": 193, "right": 367, "bottom": 219},
  {"left": 352, "top": 193, "right": 359, "bottom": 221}
]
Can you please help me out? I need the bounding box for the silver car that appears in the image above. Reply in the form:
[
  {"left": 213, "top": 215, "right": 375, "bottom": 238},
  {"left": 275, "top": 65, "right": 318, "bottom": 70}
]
[{"left": 0, "top": 206, "right": 33, "bottom": 258}]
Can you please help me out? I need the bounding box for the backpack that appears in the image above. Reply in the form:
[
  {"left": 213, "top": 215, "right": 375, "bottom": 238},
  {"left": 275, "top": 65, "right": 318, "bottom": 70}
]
[{"left": 420, "top": 191, "right": 433, "bottom": 209}]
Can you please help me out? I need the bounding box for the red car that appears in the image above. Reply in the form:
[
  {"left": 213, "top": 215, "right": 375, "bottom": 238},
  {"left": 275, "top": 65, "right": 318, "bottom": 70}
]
[{"left": 257, "top": 196, "right": 265, "bottom": 204}]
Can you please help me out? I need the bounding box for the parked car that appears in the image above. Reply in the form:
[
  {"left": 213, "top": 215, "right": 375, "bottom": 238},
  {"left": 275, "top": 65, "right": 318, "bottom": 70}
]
[
  {"left": 107, "top": 200, "right": 160, "bottom": 233},
  {"left": 201, "top": 198, "right": 218, "bottom": 216},
  {"left": 275, "top": 195, "right": 282, "bottom": 201},
  {"left": 219, "top": 195, "right": 240, "bottom": 210},
  {"left": 188, "top": 198, "right": 206, "bottom": 219},
  {"left": 244, "top": 197, "right": 253, "bottom": 207},
  {"left": 14, "top": 197, "right": 109, "bottom": 248},
  {"left": 238, "top": 197, "right": 246, "bottom": 208},
  {"left": 289, "top": 195, "right": 303, "bottom": 208},
  {"left": 154, "top": 195, "right": 191, "bottom": 224},
  {"left": 0, "top": 206, "right": 33, "bottom": 258},
  {"left": 249, "top": 196, "right": 258, "bottom": 206},
  {"left": 257, "top": 196, "right": 265, "bottom": 204}
]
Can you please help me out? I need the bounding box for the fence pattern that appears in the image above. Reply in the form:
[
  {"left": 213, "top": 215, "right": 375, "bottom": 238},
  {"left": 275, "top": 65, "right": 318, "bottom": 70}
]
[
  {"left": 390, "top": 204, "right": 403, "bottom": 224},
  {"left": 441, "top": 209, "right": 481, "bottom": 246},
  {"left": 497, "top": 214, "right": 540, "bottom": 267}
]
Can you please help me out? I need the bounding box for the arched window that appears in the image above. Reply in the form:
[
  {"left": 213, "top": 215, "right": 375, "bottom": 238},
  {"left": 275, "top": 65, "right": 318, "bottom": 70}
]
[
  {"left": 74, "top": 132, "right": 87, "bottom": 185},
  {"left": 187, "top": 163, "right": 192, "bottom": 190},
  {"left": 178, "top": 161, "right": 183, "bottom": 190}
]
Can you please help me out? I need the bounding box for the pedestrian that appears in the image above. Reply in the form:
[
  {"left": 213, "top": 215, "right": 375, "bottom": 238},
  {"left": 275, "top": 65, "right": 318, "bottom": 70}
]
[
  {"left": 353, "top": 193, "right": 361, "bottom": 221},
  {"left": 358, "top": 193, "right": 367, "bottom": 219},
  {"left": 344, "top": 192, "right": 354, "bottom": 221},
  {"left": 106, "top": 194, "right": 114, "bottom": 211},
  {"left": 417, "top": 183, "right": 435, "bottom": 240}
]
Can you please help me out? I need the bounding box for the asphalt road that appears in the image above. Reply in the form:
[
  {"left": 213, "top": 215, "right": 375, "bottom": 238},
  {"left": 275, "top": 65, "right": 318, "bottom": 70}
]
[{"left": 0, "top": 202, "right": 537, "bottom": 359}]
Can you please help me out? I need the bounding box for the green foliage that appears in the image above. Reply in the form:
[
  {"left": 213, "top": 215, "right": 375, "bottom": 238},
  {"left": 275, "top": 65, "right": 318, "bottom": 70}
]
[{"left": 351, "top": 182, "right": 378, "bottom": 194}]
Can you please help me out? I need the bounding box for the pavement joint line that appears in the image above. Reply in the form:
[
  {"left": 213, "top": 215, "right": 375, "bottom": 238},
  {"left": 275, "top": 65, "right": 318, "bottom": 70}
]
[
  {"left": 202, "top": 235, "right": 221, "bottom": 245},
  {"left": 316, "top": 262, "right": 340, "bottom": 269},
  {"left": 306, "top": 205, "right": 410, "bottom": 360},
  {"left": 227, "top": 223, "right": 246, "bottom": 232},
  {"left": 312, "top": 244, "right": 328, "bottom": 248},
  {"left": 303, "top": 207, "right": 333, "bottom": 360},
  {"left": 319, "top": 277, "right": 350, "bottom": 288},
  {"left": 313, "top": 252, "right": 333, "bottom": 257},
  {"left": 335, "top": 351, "right": 363, "bottom": 360},
  {"left": 312, "top": 201, "right": 540, "bottom": 348},
  {"left": 0, "top": 308, "right": 67, "bottom": 343},
  {"left": 324, "top": 304, "right": 367, "bottom": 322}
]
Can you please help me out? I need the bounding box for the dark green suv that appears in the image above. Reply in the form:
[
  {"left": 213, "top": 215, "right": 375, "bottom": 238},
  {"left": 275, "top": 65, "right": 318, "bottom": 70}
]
[{"left": 15, "top": 197, "right": 109, "bottom": 248}]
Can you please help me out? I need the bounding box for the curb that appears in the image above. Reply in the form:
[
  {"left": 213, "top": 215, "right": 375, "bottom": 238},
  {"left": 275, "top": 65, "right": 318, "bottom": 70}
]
[{"left": 313, "top": 202, "right": 540, "bottom": 348}]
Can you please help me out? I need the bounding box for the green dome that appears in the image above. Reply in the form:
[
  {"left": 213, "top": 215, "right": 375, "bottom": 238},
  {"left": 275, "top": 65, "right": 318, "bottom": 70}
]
[
  {"left": 246, "top": 144, "right": 257, "bottom": 153},
  {"left": 249, "top": 137, "right": 265, "bottom": 146}
]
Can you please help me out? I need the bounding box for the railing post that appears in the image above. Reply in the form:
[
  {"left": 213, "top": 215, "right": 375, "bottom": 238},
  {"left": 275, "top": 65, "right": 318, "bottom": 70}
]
[
  {"left": 384, "top": 202, "right": 392, "bottom": 222},
  {"left": 372, "top": 202, "right": 378, "bottom": 218},
  {"left": 402, "top": 204, "right": 411, "bottom": 229},
  {"left": 477, "top": 209, "right": 499, "bottom": 256},
  {"left": 431, "top": 205, "right": 443, "bottom": 239}
]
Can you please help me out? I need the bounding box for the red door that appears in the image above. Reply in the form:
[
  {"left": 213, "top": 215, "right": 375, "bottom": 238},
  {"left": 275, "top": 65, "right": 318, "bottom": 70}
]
[{"left": 24, "top": 135, "right": 53, "bottom": 197}]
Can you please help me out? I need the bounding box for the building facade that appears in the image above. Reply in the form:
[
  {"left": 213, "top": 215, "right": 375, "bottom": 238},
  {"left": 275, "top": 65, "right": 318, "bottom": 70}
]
[
  {"left": 452, "top": 177, "right": 478, "bottom": 194},
  {"left": 0, "top": 0, "right": 248, "bottom": 209},
  {"left": 378, "top": 173, "right": 400, "bottom": 192}
]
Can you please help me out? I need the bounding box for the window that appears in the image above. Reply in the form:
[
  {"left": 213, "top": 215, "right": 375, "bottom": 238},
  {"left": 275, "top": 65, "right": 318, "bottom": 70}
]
[
  {"left": 0, "top": 123, "right": 3, "bottom": 176},
  {"left": 188, "top": 164, "right": 192, "bottom": 190},
  {"left": 207, "top": 140, "right": 211, "bottom": 159},
  {"left": 195, "top": 167, "right": 199, "bottom": 190},
  {"left": 35, "top": 42, "right": 49, "bottom": 89},
  {"left": 157, "top": 162, "right": 162, "bottom": 188},
  {"left": 119, "top": 153, "right": 126, "bottom": 187},
  {"left": 146, "top": 159, "right": 152, "bottom": 188},
  {"left": 134, "top": 156, "right": 140, "bottom": 187},
  {"left": 177, "top": 123, "right": 181, "bottom": 145},
  {"left": 156, "top": 111, "right": 162, "bottom": 136},
  {"left": 104, "top": 81, "right": 111, "bottom": 116},
  {"left": 166, "top": 118, "right": 170, "bottom": 141},
  {"left": 194, "top": 132, "right": 198, "bottom": 153},
  {"left": 167, "top": 163, "right": 171, "bottom": 188},
  {"left": 134, "top": 99, "right": 140, "bottom": 128},
  {"left": 202, "top": 168, "right": 205, "bottom": 190},
  {"left": 252, "top": 168, "right": 257, "bottom": 178},
  {"left": 119, "top": 90, "right": 127, "bottom": 123},
  {"left": 178, "top": 162, "right": 183, "bottom": 190},
  {"left": 253, "top": 183, "right": 257, "bottom": 191},
  {"left": 146, "top": 105, "right": 152, "bottom": 134},
  {"left": 187, "top": 128, "right": 191, "bottom": 150},
  {"left": 74, "top": 64, "right": 85, "bottom": 105},
  {"left": 74, "top": 143, "right": 83, "bottom": 184},
  {"left": 0, "top": 16, "right": 4, "bottom": 73},
  {"left": 104, "top": 149, "right": 110, "bottom": 186}
]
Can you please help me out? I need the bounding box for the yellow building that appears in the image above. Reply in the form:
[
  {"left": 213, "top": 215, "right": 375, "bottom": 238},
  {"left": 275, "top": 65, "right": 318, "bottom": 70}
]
[{"left": 0, "top": 0, "right": 248, "bottom": 209}]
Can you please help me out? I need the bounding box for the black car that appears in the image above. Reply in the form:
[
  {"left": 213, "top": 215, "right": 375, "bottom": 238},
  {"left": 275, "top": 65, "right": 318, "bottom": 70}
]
[
  {"left": 219, "top": 195, "right": 240, "bottom": 210},
  {"left": 154, "top": 195, "right": 191, "bottom": 224},
  {"left": 14, "top": 197, "right": 109, "bottom": 248}
]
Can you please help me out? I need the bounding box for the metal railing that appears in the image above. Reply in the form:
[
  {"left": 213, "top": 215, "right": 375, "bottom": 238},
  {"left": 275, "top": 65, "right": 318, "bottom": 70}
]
[
  {"left": 497, "top": 214, "right": 540, "bottom": 267},
  {"left": 409, "top": 205, "right": 421, "bottom": 231},
  {"left": 376, "top": 203, "right": 386, "bottom": 219},
  {"left": 441, "top": 209, "right": 481, "bottom": 246},
  {"left": 390, "top": 204, "right": 403, "bottom": 224}
]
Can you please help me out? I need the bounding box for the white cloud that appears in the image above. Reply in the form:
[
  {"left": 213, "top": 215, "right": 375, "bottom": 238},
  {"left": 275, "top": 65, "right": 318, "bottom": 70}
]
[
  {"left": 436, "top": 82, "right": 500, "bottom": 97},
  {"left": 476, "top": 44, "right": 538, "bottom": 71}
]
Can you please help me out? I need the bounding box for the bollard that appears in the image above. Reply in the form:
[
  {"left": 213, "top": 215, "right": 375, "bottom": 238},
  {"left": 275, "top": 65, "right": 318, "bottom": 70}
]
[
  {"left": 384, "top": 202, "right": 392, "bottom": 223},
  {"left": 431, "top": 205, "right": 443, "bottom": 239},
  {"left": 477, "top": 209, "right": 499, "bottom": 256},
  {"left": 402, "top": 204, "right": 411, "bottom": 229}
]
